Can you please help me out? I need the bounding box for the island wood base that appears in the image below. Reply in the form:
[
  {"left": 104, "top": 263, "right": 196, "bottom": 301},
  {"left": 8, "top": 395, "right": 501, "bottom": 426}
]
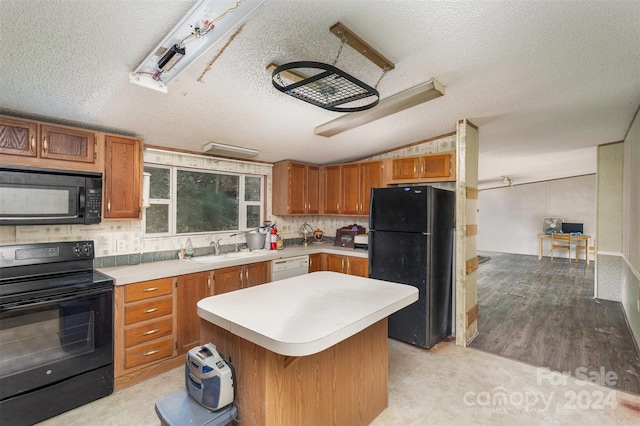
[{"left": 200, "top": 318, "right": 389, "bottom": 426}]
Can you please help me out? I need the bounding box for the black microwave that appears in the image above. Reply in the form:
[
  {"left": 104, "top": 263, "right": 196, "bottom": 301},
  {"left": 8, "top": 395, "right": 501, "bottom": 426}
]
[{"left": 0, "top": 166, "right": 102, "bottom": 226}]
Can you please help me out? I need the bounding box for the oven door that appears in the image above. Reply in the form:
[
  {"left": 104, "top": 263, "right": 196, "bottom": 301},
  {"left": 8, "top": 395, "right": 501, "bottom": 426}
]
[{"left": 0, "top": 283, "right": 113, "bottom": 402}]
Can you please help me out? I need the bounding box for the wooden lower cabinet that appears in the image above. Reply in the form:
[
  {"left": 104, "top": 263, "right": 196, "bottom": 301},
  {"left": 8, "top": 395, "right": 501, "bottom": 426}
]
[
  {"left": 213, "top": 261, "right": 270, "bottom": 295},
  {"left": 115, "top": 277, "right": 181, "bottom": 390},
  {"left": 115, "top": 272, "right": 214, "bottom": 390},
  {"left": 309, "top": 253, "right": 323, "bottom": 272},
  {"left": 176, "top": 271, "right": 212, "bottom": 354},
  {"left": 324, "top": 254, "right": 368, "bottom": 277}
]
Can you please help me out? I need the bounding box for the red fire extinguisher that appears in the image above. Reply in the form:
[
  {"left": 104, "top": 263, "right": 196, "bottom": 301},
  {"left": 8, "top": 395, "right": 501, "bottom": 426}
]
[{"left": 270, "top": 226, "right": 277, "bottom": 250}]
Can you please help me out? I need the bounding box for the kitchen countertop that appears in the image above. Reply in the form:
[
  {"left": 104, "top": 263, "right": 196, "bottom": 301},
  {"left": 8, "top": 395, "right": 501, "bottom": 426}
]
[
  {"left": 197, "top": 271, "right": 418, "bottom": 356},
  {"left": 98, "top": 244, "right": 368, "bottom": 285}
]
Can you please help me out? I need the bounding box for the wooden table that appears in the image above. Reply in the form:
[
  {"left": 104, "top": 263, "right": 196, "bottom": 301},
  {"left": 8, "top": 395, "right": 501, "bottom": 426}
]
[
  {"left": 538, "top": 233, "right": 591, "bottom": 264},
  {"left": 197, "top": 271, "right": 418, "bottom": 426}
]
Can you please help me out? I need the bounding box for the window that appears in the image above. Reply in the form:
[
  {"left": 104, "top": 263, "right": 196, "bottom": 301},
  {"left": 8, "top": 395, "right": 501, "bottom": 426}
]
[{"left": 144, "top": 165, "right": 264, "bottom": 236}]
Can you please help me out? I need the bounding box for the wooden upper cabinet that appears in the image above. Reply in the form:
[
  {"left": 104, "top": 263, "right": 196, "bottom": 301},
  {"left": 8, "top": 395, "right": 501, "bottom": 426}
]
[
  {"left": 104, "top": 135, "right": 143, "bottom": 219},
  {"left": 0, "top": 116, "right": 37, "bottom": 157},
  {"left": 387, "top": 151, "right": 456, "bottom": 184},
  {"left": 0, "top": 115, "right": 103, "bottom": 173},
  {"left": 421, "top": 153, "right": 451, "bottom": 178},
  {"left": 321, "top": 161, "right": 382, "bottom": 216},
  {"left": 287, "top": 162, "right": 306, "bottom": 214},
  {"left": 359, "top": 161, "right": 382, "bottom": 215},
  {"left": 391, "top": 157, "right": 420, "bottom": 180},
  {"left": 306, "top": 165, "right": 320, "bottom": 214},
  {"left": 272, "top": 161, "right": 320, "bottom": 215},
  {"left": 340, "top": 163, "right": 360, "bottom": 215},
  {"left": 321, "top": 165, "right": 341, "bottom": 214},
  {"left": 39, "top": 124, "right": 96, "bottom": 163}
]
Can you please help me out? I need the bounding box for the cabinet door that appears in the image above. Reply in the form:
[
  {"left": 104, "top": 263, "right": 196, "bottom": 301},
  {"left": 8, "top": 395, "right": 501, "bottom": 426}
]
[
  {"left": 214, "top": 265, "right": 244, "bottom": 295},
  {"left": 0, "top": 116, "right": 37, "bottom": 157},
  {"left": 347, "top": 257, "right": 369, "bottom": 277},
  {"left": 421, "top": 153, "right": 451, "bottom": 178},
  {"left": 321, "top": 166, "right": 341, "bottom": 214},
  {"left": 177, "top": 272, "right": 211, "bottom": 353},
  {"left": 359, "top": 161, "right": 382, "bottom": 214},
  {"left": 40, "top": 124, "right": 96, "bottom": 163},
  {"left": 288, "top": 162, "right": 307, "bottom": 214},
  {"left": 325, "top": 254, "right": 346, "bottom": 273},
  {"left": 309, "top": 253, "right": 323, "bottom": 273},
  {"left": 245, "top": 261, "right": 270, "bottom": 287},
  {"left": 306, "top": 165, "right": 320, "bottom": 214},
  {"left": 104, "top": 135, "right": 142, "bottom": 219},
  {"left": 392, "top": 157, "right": 419, "bottom": 180},
  {"left": 341, "top": 163, "right": 360, "bottom": 215}
]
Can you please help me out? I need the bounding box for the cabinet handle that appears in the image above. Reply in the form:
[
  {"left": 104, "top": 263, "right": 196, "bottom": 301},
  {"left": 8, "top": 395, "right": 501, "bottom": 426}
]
[
  {"left": 143, "top": 350, "right": 159, "bottom": 357},
  {"left": 245, "top": 269, "right": 249, "bottom": 283},
  {"left": 43, "top": 136, "right": 48, "bottom": 152},
  {"left": 31, "top": 136, "right": 36, "bottom": 151},
  {"left": 207, "top": 276, "right": 211, "bottom": 289},
  {"left": 143, "top": 307, "right": 159, "bottom": 314},
  {"left": 107, "top": 200, "right": 111, "bottom": 212},
  {"left": 143, "top": 329, "right": 159, "bottom": 336},
  {"left": 143, "top": 287, "right": 159, "bottom": 292}
]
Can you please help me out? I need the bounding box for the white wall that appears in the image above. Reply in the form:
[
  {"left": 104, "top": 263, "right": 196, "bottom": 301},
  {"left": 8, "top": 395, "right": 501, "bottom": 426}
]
[
  {"left": 620, "top": 107, "right": 640, "bottom": 344},
  {"left": 477, "top": 175, "right": 596, "bottom": 257}
]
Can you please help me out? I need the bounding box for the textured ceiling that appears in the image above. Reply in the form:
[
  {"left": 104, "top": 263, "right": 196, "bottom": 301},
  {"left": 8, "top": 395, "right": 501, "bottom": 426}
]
[{"left": 1, "top": 0, "right": 639, "bottom": 189}]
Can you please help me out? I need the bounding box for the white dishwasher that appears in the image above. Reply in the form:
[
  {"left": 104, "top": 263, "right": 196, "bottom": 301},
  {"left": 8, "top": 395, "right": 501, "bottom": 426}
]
[{"left": 271, "top": 255, "right": 309, "bottom": 281}]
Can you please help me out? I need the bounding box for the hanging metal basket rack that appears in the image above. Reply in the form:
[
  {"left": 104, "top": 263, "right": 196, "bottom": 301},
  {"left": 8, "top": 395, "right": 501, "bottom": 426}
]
[
  {"left": 271, "top": 22, "right": 394, "bottom": 113},
  {"left": 271, "top": 61, "right": 380, "bottom": 113}
]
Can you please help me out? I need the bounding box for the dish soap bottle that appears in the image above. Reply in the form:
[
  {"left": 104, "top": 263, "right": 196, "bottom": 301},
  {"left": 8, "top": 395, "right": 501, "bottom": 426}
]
[{"left": 185, "top": 238, "right": 194, "bottom": 258}]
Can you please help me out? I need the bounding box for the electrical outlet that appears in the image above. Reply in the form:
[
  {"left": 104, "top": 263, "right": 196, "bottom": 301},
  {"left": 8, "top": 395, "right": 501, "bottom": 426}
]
[{"left": 116, "top": 239, "right": 126, "bottom": 253}]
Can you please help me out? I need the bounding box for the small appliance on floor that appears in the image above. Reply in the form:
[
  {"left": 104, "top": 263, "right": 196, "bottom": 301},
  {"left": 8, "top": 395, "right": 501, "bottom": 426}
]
[{"left": 155, "top": 343, "right": 237, "bottom": 426}]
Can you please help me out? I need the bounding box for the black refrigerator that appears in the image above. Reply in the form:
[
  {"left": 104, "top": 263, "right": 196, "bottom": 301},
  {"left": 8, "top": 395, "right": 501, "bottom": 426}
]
[{"left": 368, "top": 186, "right": 455, "bottom": 349}]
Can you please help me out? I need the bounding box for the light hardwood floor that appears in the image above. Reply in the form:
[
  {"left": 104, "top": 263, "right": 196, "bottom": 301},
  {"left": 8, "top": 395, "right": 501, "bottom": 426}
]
[{"left": 471, "top": 252, "right": 640, "bottom": 395}]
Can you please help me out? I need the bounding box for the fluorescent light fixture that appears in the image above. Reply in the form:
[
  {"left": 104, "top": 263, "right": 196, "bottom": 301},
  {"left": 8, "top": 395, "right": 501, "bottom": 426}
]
[
  {"left": 129, "top": 0, "right": 265, "bottom": 93},
  {"left": 203, "top": 142, "right": 259, "bottom": 158},
  {"left": 314, "top": 79, "right": 445, "bottom": 137}
]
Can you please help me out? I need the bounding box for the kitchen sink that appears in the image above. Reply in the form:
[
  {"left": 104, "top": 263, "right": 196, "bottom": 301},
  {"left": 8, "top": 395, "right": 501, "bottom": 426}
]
[{"left": 185, "top": 250, "right": 268, "bottom": 263}]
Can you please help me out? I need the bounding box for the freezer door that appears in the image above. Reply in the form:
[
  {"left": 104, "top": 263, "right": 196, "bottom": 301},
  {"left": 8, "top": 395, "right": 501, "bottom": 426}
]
[{"left": 370, "top": 186, "right": 431, "bottom": 233}]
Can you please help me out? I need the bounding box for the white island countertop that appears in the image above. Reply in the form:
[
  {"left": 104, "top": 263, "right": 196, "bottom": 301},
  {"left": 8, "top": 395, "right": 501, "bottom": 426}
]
[{"left": 197, "top": 271, "right": 418, "bottom": 357}]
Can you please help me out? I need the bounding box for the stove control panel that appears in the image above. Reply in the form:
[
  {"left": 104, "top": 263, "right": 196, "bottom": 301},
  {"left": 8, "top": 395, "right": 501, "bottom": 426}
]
[{"left": 0, "top": 241, "right": 95, "bottom": 269}]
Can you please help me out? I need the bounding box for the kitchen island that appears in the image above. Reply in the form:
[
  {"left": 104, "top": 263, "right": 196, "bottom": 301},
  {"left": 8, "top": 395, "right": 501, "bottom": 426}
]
[{"left": 197, "top": 271, "right": 418, "bottom": 425}]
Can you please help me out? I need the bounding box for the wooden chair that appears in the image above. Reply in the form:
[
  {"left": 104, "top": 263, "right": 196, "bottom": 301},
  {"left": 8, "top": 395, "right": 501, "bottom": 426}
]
[
  {"left": 576, "top": 239, "right": 596, "bottom": 264},
  {"left": 550, "top": 233, "right": 572, "bottom": 262}
]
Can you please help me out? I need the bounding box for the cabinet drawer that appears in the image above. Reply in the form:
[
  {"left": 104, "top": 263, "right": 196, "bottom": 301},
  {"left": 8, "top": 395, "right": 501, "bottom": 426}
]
[
  {"left": 125, "top": 278, "right": 173, "bottom": 303},
  {"left": 124, "top": 317, "right": 173, "bottom": 347},
  {"left": 125, "top": 296, "right": 172, "bottom": 325},
  {"left": 124, "top": 336, "right": 173, "bottom": 369}
]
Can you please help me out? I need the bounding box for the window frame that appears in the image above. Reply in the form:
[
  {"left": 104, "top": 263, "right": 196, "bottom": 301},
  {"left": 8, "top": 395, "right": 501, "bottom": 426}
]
[{"left": 143, "top": 163, "right": 265, "bottom": 238}]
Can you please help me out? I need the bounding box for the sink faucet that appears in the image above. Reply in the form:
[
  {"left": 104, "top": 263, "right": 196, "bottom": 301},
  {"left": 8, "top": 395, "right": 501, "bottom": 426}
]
[{"left": 209, "top": 238, "right": 222, "bottom": 256}]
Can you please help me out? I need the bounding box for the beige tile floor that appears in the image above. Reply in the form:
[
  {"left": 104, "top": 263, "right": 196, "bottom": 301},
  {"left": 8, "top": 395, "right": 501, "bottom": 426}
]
[{"left": 38, "top": 339, "right": 640, "bottom": 426}]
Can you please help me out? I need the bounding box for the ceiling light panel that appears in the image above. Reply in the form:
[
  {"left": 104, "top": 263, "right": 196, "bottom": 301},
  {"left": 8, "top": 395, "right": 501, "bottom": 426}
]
[{"left": 130, "top": 0, "right": 265, "bottom": 93}]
